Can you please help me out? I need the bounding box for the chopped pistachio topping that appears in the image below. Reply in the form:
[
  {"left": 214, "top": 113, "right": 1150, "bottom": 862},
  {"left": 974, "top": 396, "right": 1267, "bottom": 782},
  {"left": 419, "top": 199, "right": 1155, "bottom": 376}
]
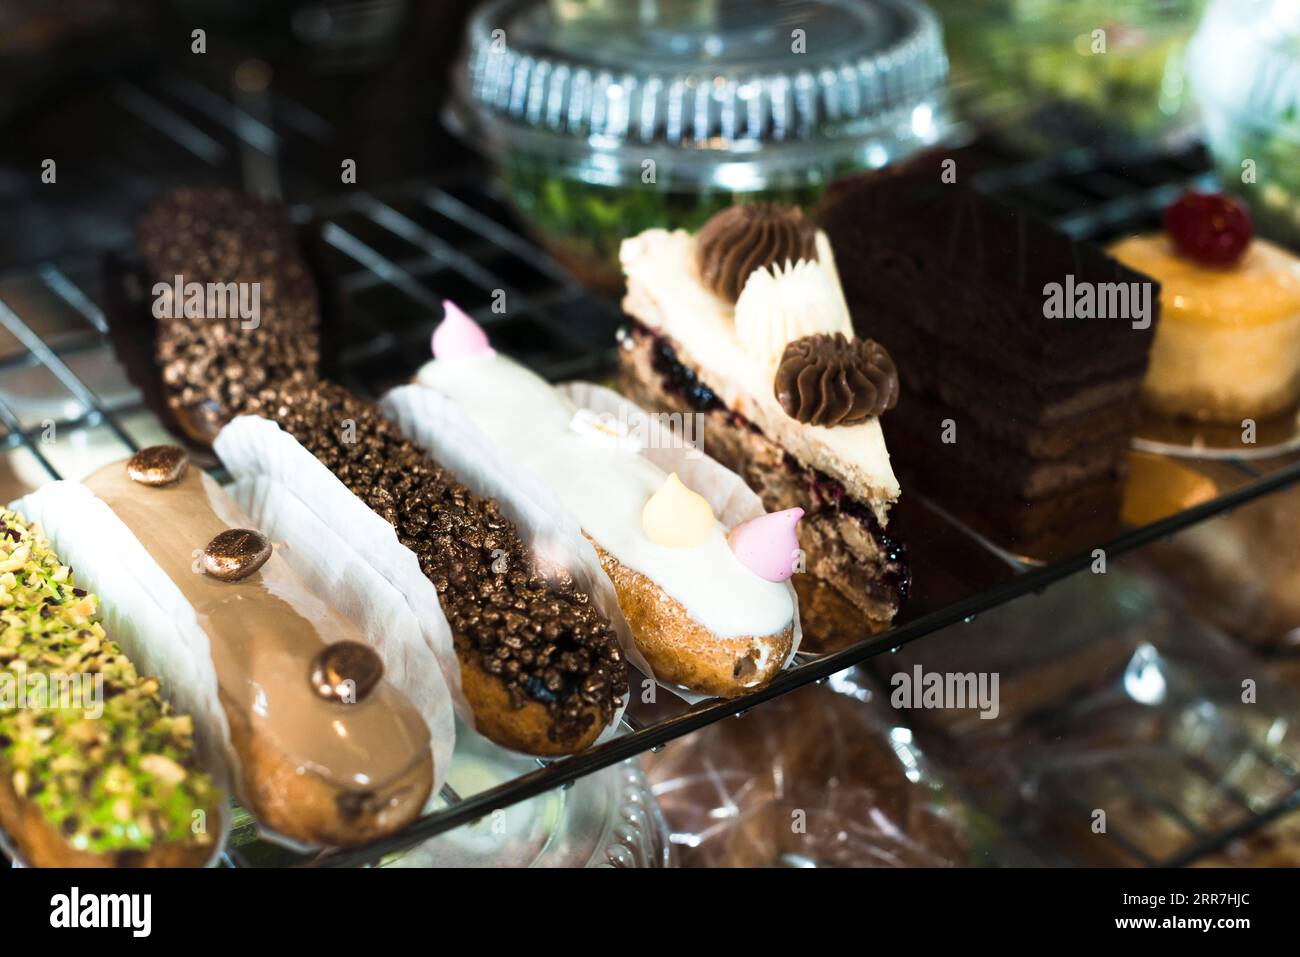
[{"left": 0, "top": 508, "right": 218, "bottom": 855}]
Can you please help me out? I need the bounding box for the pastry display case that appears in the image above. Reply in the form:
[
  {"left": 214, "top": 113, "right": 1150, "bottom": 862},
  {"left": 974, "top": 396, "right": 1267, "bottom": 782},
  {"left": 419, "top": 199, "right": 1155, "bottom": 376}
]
[{"left": 2, "top": 0, "right": 1299, "bottom": 871}]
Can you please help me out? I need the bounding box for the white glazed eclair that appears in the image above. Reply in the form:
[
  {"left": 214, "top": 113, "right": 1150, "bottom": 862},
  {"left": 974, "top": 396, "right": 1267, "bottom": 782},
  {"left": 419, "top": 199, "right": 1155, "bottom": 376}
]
[{"left": 400, "top": 303, "right": 802, "bottom": 698}]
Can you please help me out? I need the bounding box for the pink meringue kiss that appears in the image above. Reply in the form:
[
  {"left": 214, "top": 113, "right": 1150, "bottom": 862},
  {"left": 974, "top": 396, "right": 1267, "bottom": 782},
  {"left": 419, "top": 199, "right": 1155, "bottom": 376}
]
[
  {"left": 431, "top": 299, "right": 494, "bottom": 359},
  {"left": 727, "top": 507, "right": 804, "bottom": 582}
]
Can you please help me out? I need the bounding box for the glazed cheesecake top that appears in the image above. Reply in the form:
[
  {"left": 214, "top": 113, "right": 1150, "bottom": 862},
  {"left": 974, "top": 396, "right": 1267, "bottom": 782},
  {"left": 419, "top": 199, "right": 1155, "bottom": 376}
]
[
  {"left": 1109, "top": 235, "right": 1300, "bottom": 328},
  {"left": 621, "top": 226, "right": 901, "bottom": 518}
]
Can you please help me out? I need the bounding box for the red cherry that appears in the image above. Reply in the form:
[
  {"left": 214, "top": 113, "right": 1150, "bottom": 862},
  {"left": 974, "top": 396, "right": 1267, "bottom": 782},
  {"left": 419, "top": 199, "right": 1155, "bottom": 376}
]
[{"left": 1164, "top": 190, "right": 1253, "bottom": 267}]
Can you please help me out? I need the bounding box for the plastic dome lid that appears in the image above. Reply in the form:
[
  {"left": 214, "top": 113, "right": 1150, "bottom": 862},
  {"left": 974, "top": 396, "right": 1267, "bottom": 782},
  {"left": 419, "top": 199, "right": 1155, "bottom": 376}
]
[{"left": 448, "top": 0, "right": 954, "bottom": 187}]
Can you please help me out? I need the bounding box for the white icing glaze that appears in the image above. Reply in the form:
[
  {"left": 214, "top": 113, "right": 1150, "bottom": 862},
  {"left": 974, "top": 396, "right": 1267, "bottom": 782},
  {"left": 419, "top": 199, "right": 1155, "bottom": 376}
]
[
  {"left": 620, "top": 227, "right": 901, "bottom": 519},
  {"left": 735, "top": 257, "right": 851, "bottom": 370},
  {"left": 416, "top": 353, "right": 794, "bottom": 640}
]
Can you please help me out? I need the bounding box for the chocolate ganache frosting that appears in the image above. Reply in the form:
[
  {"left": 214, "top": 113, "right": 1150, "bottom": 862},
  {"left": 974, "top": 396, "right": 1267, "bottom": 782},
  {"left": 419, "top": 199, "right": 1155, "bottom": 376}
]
[
  {"left": 775, "top": 333, "right": 899, "bottom": 427},
  {"left": 696, "top": 203, "right": 819, "bottom": 303}
]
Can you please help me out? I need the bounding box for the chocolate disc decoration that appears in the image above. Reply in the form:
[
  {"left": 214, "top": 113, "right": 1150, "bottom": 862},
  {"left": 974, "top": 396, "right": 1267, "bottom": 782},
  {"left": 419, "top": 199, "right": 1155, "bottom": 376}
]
[
  {"left": 126, "top": 445, "right": 190, "bottom": 487},
  {"left": 202, "top": 528, "right": 272, "bottom": 581},
  {"left": 310, "top": 641, "right": 385, "bottom": 703}
]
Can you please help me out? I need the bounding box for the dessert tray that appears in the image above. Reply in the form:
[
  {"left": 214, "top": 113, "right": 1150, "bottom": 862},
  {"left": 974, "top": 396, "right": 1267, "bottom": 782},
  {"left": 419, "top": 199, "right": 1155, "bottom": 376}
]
[{"left": 2, "top": 71, "right": 1299, "bottom": 868}]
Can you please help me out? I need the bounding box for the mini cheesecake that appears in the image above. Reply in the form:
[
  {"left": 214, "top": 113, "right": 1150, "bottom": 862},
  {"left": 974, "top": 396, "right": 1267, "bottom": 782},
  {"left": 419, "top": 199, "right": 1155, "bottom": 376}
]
[
  {"left": 1110, "top": 191, "right": 1300, "bottom": 424},
  {"left": 1109, "top": 234, "right": 1300, "bottom": 423}
]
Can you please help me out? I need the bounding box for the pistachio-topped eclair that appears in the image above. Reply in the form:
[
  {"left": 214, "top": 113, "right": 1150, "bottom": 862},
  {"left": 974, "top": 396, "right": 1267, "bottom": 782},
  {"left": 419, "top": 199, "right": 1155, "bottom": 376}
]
[{"left": 0, "top": 508, "right": 221, "bottom": 867}]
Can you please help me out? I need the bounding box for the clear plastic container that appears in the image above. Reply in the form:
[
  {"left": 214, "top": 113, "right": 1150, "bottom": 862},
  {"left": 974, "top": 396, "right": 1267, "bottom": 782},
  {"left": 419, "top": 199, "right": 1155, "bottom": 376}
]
[
  {"left": 1190, "top": 0, "right": 1300, "bottom": 250},
  {"left": 383, "top": 728, "right": 672, "bottom": 868},
  {"left": 933, "top": 0, "right": 1206, "bottom": 152},
  {"left": 445, "top": 0, "right": 957, "bottom": 290}
]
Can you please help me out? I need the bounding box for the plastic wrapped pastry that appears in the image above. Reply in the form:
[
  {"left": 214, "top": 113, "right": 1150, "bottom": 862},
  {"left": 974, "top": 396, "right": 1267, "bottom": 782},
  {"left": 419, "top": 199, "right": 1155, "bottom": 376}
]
[
  {"left": 898, "top": 564, "right": 1300, "bottom": 866},
  {"left": 0, "top": 505, "right": 223, "bottom": 867},
  {"left": 15, "top": 447, "right": 440, "bottom": 848},
  {"left": 642, "top": 672, "right": 990, "bottom": 867}
]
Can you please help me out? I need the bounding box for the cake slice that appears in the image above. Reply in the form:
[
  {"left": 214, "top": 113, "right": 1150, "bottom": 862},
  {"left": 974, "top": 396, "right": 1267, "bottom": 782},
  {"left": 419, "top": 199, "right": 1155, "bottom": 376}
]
[
  {"left": 619, "top": 205, "right": 907, "bottom": 632},
  {"left": 815, "top": 159, "right": 1160, "bottom": 556}
]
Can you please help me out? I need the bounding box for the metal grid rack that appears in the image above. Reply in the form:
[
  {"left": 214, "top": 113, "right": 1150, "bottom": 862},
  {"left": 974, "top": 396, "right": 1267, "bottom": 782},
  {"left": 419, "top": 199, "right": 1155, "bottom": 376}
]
[{"left": 3, "top": 67, "right": 1300, "bottom": 868}]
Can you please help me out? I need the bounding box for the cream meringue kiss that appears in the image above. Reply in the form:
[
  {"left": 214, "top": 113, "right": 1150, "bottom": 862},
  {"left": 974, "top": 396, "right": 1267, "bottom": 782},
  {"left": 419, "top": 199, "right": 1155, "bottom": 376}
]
[
  {"left": 641, "top": 473, "right": 715, "bottom": 549},
  {"left": 727, "top": 507, "right": 804, "bottom": 582},
  {"left": 431, "top": 299, "right": 493, "bottom": 360}
]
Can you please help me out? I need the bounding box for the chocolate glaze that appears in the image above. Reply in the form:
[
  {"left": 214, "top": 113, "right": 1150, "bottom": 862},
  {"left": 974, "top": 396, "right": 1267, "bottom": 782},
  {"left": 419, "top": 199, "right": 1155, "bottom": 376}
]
[
  {"left": 83, "top": 461, "right": 431, "bottom": 793},
  {"left": 244, "top": 383, "right": 627, "bottom": 744}
]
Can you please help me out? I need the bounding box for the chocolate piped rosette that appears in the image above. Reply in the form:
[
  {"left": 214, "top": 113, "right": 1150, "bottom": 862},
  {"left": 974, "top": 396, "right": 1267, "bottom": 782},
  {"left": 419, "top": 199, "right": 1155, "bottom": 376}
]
[
  {"left": 395, "top": 302, "right": 801, "bottom": 698},
  {"left": 15, "top": 446, "right": 442, "bottom": 848},
  {"left": 215, "top": 385, "right": 629, "bottom": 756},
  {"left": 0, "top": 504, "right": 224, "bottom": 867},
  {"left": 618, "top": 203, "right": 908, "bottom": 631}
]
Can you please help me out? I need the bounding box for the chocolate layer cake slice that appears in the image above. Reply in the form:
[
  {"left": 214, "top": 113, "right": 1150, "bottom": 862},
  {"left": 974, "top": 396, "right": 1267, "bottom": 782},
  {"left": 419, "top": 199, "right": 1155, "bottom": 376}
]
[
  {"left": 816, "top": 159, "right": 1160, "bottom": 556},
  {"left": 619, "top": 205, "right": 908, "bottom": 632}
]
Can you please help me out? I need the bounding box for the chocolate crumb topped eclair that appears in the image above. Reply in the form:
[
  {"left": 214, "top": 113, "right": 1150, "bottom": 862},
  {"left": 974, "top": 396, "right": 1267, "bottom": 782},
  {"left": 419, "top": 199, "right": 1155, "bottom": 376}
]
[
  {"left": 236, "top": 383, "right": 628, "bottom": 755},
  {"left": 0, "top": 508, "right": 221, "bottom": 867},
  {"left": 138, "top": 186, "right": 321, "bottom": 445}
]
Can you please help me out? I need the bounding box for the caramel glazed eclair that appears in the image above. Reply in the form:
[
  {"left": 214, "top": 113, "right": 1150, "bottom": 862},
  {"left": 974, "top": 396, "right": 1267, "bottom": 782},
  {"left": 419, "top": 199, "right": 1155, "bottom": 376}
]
[
  {"left": 235, "top": 384, "right": 629, "bottom": 755},
  {"left": 0, "top": 507, "right": 222, "bottom": 867},
  {"left": 18, "top": 447, "right": 435, "bottom": 848},
  {"left": 408, "top": 304, "right": 800, "bottom": 698}
]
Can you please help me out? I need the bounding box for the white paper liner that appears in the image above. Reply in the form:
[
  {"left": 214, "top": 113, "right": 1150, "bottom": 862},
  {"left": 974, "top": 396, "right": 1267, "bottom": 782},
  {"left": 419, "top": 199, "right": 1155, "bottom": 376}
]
[
  {"left": 231, "top": 475, "right": 454, "bottom": 802},
  {"left": 385, "top": 381, "right": 801, "bottom": 706},
  {"left": 215, "top": 414, "right": 626, "bottom": 746},
  {"left": 380, "top": 384, "right": 648, "bottom": 693},
  {"left": 215, "top": 415, "right": 467, "bottom": 721},
  {"left": 11, "top": 482, "right": 231, "bottom": 864}
]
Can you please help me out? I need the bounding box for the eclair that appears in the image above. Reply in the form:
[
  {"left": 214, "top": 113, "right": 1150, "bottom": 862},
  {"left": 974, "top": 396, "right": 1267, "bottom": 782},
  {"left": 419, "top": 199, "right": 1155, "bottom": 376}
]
[
  {"left": 406, "top": 304, "right": 800, "bottom": 698},
  {"left": 18, "top": 446, "right": 436, "bottom": 848},
  {"left": 220, "top": 385, "right": 630, "bottom": 756},
  {"left": 137, "top": 187, "right": 321, "bottom": 445},
  {"left": 0, "top": 507, "right": 222, "bottom": 867}
]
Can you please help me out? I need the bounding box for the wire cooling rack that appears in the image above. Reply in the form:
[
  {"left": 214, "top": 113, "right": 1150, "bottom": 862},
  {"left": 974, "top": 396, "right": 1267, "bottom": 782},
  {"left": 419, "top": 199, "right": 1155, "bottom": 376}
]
[{"left": 2, "top": 65, "right": 1300, "bottom": 867}]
